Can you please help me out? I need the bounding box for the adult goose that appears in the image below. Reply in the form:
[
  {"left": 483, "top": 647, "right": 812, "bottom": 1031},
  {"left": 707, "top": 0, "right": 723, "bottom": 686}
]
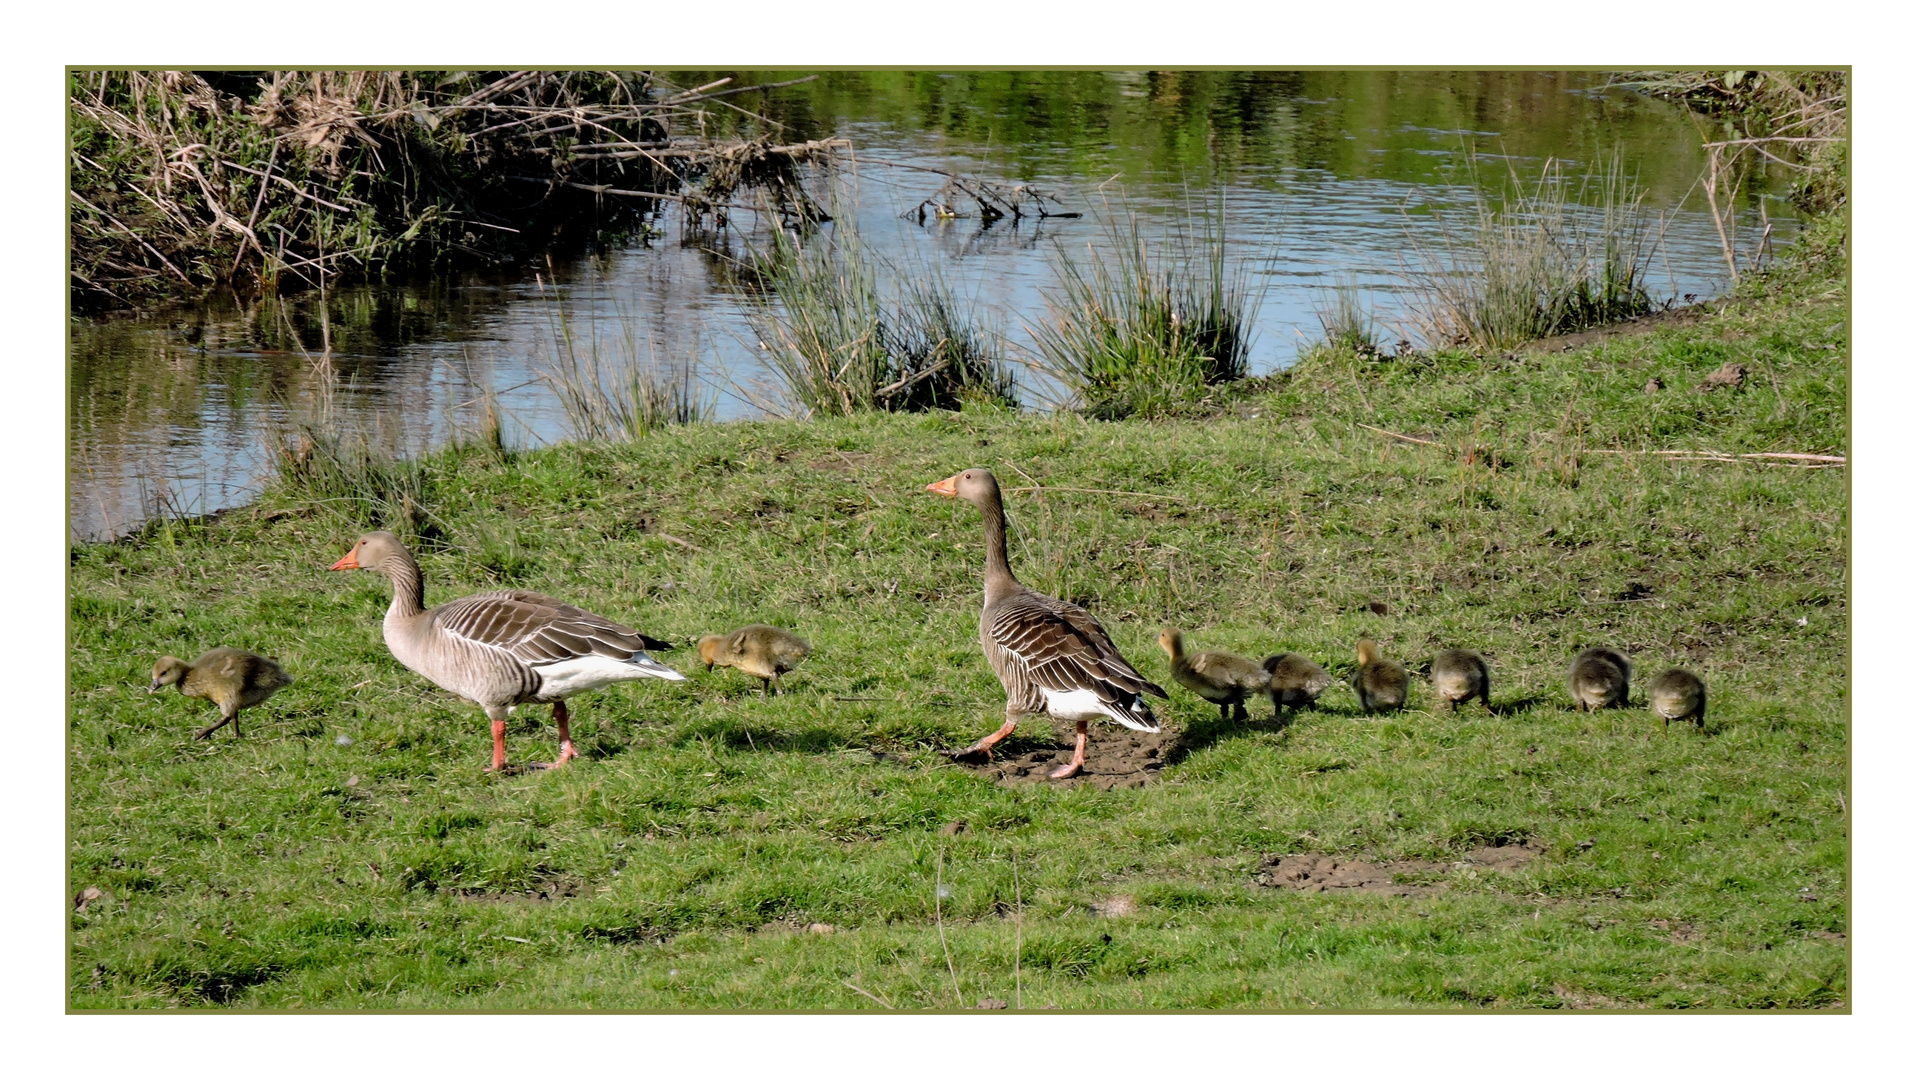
[
  {"left": 927, "top": 469, "right": 1167, "bottom": 779},
  {"left": 329, "top": 531, "right": 686, "bottom": 772}
]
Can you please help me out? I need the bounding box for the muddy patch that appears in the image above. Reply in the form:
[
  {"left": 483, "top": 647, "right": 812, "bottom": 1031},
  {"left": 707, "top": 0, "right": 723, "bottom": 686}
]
[
  {"left": 959, "top": 724, "right": 1174, "bottom": 790},
  {"left": 1253, "top": 840, "right": 1544, "bottom": 895},
  {"left": 1649, "top": 918, "right": 1704, "bottom": 944},
  {"left": 1553, "top": 984, "right": 1631, "bottom": 1010}
]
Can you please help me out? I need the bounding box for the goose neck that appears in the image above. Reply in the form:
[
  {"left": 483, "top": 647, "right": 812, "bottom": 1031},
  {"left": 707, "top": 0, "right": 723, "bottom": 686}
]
[{"left": 383, "top": 550, "right": 426, "bottom": 620}]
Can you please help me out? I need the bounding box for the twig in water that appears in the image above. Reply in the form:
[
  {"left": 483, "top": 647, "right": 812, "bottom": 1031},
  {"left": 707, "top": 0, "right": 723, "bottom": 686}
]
[
  {"left": 842, "top": 980, "right": 893, "bottom": 1009},
  {"left": 936, "top": 847, "right": 961, "bottom": 1006}
]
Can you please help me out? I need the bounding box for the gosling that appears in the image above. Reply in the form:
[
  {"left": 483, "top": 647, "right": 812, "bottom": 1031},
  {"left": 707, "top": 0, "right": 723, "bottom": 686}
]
[
  {"left": 698, "top": 625, "right": 811, "bottom": 696},
  {"left": 1568, "top": 647, "right": 1632, "bottom": 711},
  {"left": 1262, "top": 652, "right": 1334, "bottom": 714},
  {"left": 1646, "top": 667, "right": 1706, "bottom": 729},
  {"left": 149, "top": 648, "right": 293, "bottom": 740},
  {"left": 1158, "top": 628, "right": 1270, "bottom": 723},
  {"left": 1430, "top": 648, "right": 1491, "bottom": 711},
  {"left": 1353, "top": 638, "right": 1410, "bottom": 713}
]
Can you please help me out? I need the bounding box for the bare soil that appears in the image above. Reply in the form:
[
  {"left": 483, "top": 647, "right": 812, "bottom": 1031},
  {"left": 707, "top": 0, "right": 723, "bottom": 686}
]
[
  {"left": 1519, "top": 304, "right": 1712, "bottom": 355},
  {"left": 1253, "top": 840, "right": 1545, "bottom": 895},
  {"left": 958, "top": 721, "right": 1175, "bottom": 790}
]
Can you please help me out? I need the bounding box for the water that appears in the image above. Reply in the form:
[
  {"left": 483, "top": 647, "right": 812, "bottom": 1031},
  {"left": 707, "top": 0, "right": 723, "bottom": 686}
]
[{"left": 68, "top": 70, "right": 1802, "bottom": 542}]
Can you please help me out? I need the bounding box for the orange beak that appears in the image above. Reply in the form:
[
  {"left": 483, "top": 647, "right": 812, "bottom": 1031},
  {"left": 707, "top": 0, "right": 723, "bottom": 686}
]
[
  {"left": 329, "top": 548, "right": 359, "bottom": 571},
  {"left": 926, "top": 474, "right": 959, "bottom": 497}
]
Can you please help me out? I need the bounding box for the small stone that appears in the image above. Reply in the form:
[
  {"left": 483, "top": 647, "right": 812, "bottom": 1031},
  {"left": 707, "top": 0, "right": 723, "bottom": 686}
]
[
  {"left": 335, "top": 735, "right": 353, "bottom": 746},
  {"left": 1644, "top": 377, "right": 1664, "bottom": 394},
  {"left": 1368, "top": 601, "right": 1389, "bottom": 616},
  {"left": 807, "top": 923, "right": 836, "bottom": 935},
  {"left": 74, "top": 886, "right": 103, "bottom": 912},
  {"left": 940, "top": 820, "right": 967, "bottom": 836},
  {"left": 976, "top": 998, "right": 1008, "bottom": 1010}
]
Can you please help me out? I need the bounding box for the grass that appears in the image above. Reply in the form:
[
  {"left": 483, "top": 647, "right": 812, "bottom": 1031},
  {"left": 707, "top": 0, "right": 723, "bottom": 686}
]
[
  {"left": 1406, "top": 154, "right": 1658, "bottom": 353},
  {"left": 1028, "top": 205, "right": 1262, "bottom": 419},
  {"left": 67, "top": 229, "right": 1846, "bottom": 1009}
]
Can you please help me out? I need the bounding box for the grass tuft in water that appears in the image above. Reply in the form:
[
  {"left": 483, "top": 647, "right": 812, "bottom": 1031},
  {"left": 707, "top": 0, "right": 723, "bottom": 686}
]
[
  {"left": 534, "top": 279, "right": 714, "bottom": 443},
  {"left": 1027, "top": 203, "right": 1261, "bottom": 420},
  {"left": 747, "top": 226, "right": 1016, "bottom": 416},
  {"left": 1406, "top": 153, "right": 1658, "bottom": 353},
  {"left": 1313, "top": 278, "right": 1383, "bottom": 356}
]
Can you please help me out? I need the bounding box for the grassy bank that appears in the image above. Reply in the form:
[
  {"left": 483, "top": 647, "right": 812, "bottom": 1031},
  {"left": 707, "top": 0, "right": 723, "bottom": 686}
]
[{"left": 66, "top": 226, "right": 1846, "bottom": 1009}]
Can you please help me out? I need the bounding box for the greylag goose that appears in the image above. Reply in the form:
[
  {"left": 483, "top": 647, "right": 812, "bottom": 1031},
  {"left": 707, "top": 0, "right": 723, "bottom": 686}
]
[
  {"left": 1568, "top": 647, "right": 1632, "bottom": 711},
  {"left": 150, "top": 648, "right": 292, "bottom": 740},
  {"left": 1430, "top": 648, "right": 1491, "bottom": 711},
  {"left": 927, "top": 469, "right": 1167, "bottom": 779},
  {"left": 1158, "top": 628, "right": 1267, "bottom": 723},
  {"left": 1353, "top": 638, "right": 1409, "bottom": 713},
  {"left": 699, "top": 624, "right": 811, "bottom": 696},
  {"left": 1646, "top": 667, "right": 1706, "bottom": 728},
  {"left": 1262, "top": 652, "right": 1333, "bottom": 714},
  {"left": 329, "top": 531, "right": 685, "bottom": 772}
]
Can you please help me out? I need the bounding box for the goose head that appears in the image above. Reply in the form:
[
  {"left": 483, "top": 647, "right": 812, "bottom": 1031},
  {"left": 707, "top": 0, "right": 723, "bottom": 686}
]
[
  {"left": 925, "top": 468, "right": 1001, "bottom": 507},
  {"left": 329, "top": 531, "right": 408, "bottom": 573},
  {"left": 150, "top": 655, "right": 188, "bottom": 693}
]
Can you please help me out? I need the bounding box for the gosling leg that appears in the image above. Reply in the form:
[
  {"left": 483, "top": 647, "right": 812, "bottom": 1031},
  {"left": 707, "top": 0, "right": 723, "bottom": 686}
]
[{"left": 195, "top": 707, "right": 235, "bottom": 741}]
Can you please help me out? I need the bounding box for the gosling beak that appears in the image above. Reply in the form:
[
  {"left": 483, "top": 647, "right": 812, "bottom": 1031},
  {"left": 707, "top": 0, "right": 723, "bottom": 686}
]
[
  {"left": 926, "top": 474, "right": 959, "bottom": 497},
  {"left": 329, "top": 549, "right": 359, "bottom": 571},
  {"left": 147, "top": 681, "right": 161, "bottom": 694}
]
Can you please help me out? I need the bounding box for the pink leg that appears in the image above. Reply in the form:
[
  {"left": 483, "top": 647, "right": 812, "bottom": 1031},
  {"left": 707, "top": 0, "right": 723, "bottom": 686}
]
[
  {"left": 548, "top": 700, "right": 577, "bottom": 768},
  {"left": 955, "top": 717, "right": 1020, "bottom": 760},
  {"left": 1049, "top": 720, "right": 1089, "bottom": 779},
  {"left": 485, "top": 715, "right": 509, "bottom": 773}
]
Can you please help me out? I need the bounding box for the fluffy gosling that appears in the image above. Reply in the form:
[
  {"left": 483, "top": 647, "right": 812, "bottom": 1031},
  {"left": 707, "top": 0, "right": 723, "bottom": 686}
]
[
  {"left": 1158, "top": 628, "right": 1270, "bottom": 722},
  {"left": 698, "top": 625, "right": 811, "bottom": 696},
  {"left": 1262, "top": 652, "right": 1334, "bottom": 714},
  {"left": 1646, "top": 667, "right": 1706, "bottom": 729},
  {"left": 1568, "top": 647, "right": 1632, "bottom": 711},
  {"left": 150, "top": 647, "right": 293, "bottom": 740},
  {"left": 1430, "top": 648, "right": 1491, "bottom": 711},
  {"left": 1353, "top": 638, "right": 1409, "bottom": 713}
]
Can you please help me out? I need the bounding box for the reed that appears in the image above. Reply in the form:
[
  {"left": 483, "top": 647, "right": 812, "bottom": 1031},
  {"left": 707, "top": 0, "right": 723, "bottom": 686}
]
[
  {"left": 263, "top": 405, "right": 432, "bottom": 541},
  {"left": 746, "top": 226, "right": 1016, "bottom": 416},
  {"left": 534, "top": 279, "right": 713, "bottom": 443},
  {"left": 1404, "top": 154, "right": 1656, "bottom": 353},
  {"left": 1027, "top": 203, "right": 1261, "bottom": 420},
  {"left": 1313, "top": 278, "right": 1381, "bottom": 355}
]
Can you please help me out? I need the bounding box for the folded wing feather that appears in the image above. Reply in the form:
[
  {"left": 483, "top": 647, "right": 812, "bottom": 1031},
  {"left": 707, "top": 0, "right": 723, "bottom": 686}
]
[{"left": 433, "top": 590, "right": 674, "bottom": 664}]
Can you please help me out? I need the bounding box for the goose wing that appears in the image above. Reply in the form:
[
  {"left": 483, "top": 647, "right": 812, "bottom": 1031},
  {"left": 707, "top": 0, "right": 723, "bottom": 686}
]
[
  {"left": 988, "top": 590, "right": 1168, "bottom": 715},
  {"left": 432, "top": 590, "right": 674, "bottom": 665}
]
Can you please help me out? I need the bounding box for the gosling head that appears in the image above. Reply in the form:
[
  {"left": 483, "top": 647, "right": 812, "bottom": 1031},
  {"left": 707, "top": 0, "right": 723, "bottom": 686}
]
[
  {"left": 150, "top": 656, "right": 189, "bottom": 693},
  {"left": 1357, "top": 638, "right": 1382, "bottom": 667},
  {"left": 1156, "top": 627, "right": 1186, "bottom": 660},
  {"left": 925, "top": 468, "right": 1001, "bottom": 508},
  {"left": 697, "top": 634, "right": 727, "bottom": 672}
]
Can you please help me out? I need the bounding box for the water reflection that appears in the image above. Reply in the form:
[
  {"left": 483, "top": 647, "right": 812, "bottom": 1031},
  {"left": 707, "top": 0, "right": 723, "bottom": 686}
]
[{"left": 68, "top": 70, "right": 1801, "bottom": 542}]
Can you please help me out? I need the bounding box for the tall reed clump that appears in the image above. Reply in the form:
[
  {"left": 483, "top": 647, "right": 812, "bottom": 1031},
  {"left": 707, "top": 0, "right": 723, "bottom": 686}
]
[
  {"left": 1405, "top": 154, "right": 1657, "bottom": 353},
  {"left": 1027, "top": 207, "right": 1261, "bottom": 420},
  {"left": 533, "top": 280, "right": 713, "bottom": 443},
  {"left": 746, "top": 228, "right": 1016, "bottom": 416},
  {"left": 263, "top": 393, "right": 433, "bottom": 542},
  {"left": 1313, "top": 278, "right": 1382, "bottom": 355}
]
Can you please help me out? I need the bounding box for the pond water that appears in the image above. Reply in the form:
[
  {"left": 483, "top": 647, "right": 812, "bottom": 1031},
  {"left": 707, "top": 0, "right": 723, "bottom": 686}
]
[{"left": 68, "top": 70, "right": 1802, "bottom": 542}]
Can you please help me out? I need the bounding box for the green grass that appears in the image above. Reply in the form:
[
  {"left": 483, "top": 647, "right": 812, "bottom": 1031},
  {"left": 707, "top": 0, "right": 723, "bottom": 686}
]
[{"left": 66, "top": 234, "right": 1846, "bottom": 1009}]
